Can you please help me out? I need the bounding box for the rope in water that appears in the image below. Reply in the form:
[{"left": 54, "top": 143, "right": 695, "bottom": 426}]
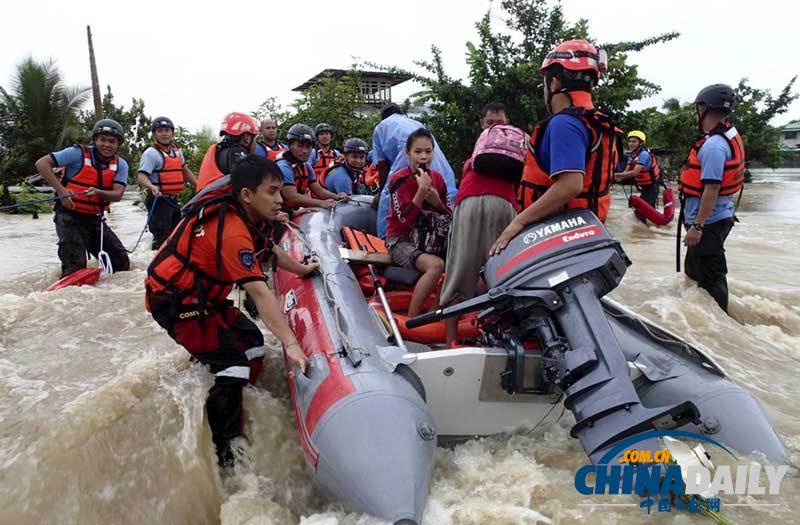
[
  {"left": 125, "top": 194, "right": 182, "bottom": 254},
  {"left": 0, "top": 190, "right": 89, "bottom": 212}
]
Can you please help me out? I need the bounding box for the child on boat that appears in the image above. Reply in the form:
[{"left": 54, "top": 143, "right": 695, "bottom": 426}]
[{"left": 385, "top": 128, "right": 452, "bottom": 318}]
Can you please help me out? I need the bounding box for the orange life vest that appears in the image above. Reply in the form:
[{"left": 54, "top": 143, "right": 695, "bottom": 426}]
[
  {"left": 145, "top": 187, "right": 267, "bottom": 311},
  {"left": 628, "top": 147, "right": 661, "bottom": 188},
  {"left": 363, "top": 163, "right": 380, "bottom": 192},
  {"left": 518, "top": 102, "right": 620, "bottom": 223},
  {"left": 262, "top": 142, "right": 285, "bottom": 161},
  {"left": 63, "top": 145, "right": 119, "bottom": 215},
  {"left": 312, "top": 147, "right": 341, "bottom": 184},
  {"left": 278, "top": 153, "right": 313, "bottom": 195},
  {"left": 151, "top": 144, "right": 185, "bottom": 195},
  {"left": 341, "top": 226, "right": 387, "bottom": 295},
  {"left": 679, "top": 123, "right": 745, "bottom": 198},
  {"left": 322, "top": 161, "right": 379, "bottom": 195},
  {"left": 197, "top": 144, "right": 223, "bottom": 191}
]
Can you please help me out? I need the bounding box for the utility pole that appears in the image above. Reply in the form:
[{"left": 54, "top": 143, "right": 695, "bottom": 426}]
[{"left": 87, "top": 25, "right": 103, "bottom": 119}]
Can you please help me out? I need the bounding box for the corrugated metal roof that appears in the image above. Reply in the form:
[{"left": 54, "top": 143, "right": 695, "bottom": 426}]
[{"left": 783, "top": 120, "right": 800, "bottom": 131}]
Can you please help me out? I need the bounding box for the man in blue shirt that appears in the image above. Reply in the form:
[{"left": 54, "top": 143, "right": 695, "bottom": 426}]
[
  {"left": 324, "top": 138, "right": 373, "bottom": 196},
  {"left": 615, "top": 130, "right": 661, "bottom": 222},
  {"left": 680, "top": 84, "right": 743, "bottom": 312},
  {"left": 309, "top": 123, "right": 342, "bottom": 183},
  {"left": 491, "top": 39, "right": 615, "bottom": 255},
  {"left": 34, "top": 119, "right": 131, "bottom": 277},
  {"left": 373, "top": 104, "right": 456, "bottom": 238},
  {"left": 254, "top": 118, "right": 286, "bottom": 160},
  {"left": 276, "top": 123, "right": 348, "bottom": 212},
  {"left": 137, "top": 116, "right": 198, "bottom": 249}
]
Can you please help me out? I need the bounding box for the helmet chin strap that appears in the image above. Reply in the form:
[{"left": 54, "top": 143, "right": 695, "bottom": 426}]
[
  {"left": 545, "top": 90, "right": 556, "bottom": 115},
  {"left": 544, "top": 71, "right": 580, "bottom": 114},
  {"left": 696, "top": 105, "right": 708, "bottom": 133},
  {"left": 545, "top": 69, "right": 596, "bottom": 113},
  {"left": 546, "top": 87, "right": 579, "bottom": 115},
  {"left": 544, "top": 72, "right": 556, "bottom": 114}
]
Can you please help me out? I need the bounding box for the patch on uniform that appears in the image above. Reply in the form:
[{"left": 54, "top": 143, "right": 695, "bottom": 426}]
[
  {"left": 283, "top": 289, "right": 297, "bottom": 314},
  {"left": 238, "top": 249, "right": 256, "bottom": 271}
]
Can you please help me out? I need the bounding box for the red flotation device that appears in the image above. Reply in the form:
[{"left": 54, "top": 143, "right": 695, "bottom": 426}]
[
  {"left": 369, "top": 291, "right": 480, "bottom": 345},
  {"left": 629, "top": 187, "right": 675, "bottom": 226},
  {"left": 46, "top": 267, "right": 101, "bottom": 292}
]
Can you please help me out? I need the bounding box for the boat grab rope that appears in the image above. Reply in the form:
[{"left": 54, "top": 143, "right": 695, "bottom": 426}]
[
  {"left": 604, "top": 308, "right": 693, "bottom": 351},
  {"left": 284, "top": 222, "right": 315, "bottom": 254},
  {"left": 321, "top": 264, "right": 365, "bottom": 367}
]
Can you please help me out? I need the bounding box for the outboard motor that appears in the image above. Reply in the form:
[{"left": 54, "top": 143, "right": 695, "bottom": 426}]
[{"left": 408, "top": 209, "right": 700, "bottom": 462}]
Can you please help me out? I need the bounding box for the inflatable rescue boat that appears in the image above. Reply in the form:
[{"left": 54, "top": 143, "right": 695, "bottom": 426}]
[{"left": 273, "top": 196, "right": 786, "bottom": 524}]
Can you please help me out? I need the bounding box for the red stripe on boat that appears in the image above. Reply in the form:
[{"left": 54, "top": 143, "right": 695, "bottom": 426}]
[
  {"left": 274, "top": 226, "right": 355, "bottom": 461},
  {"left": 286, "top": 362, "right": 320, "bottom": 464},
  {"left": 496, "top": 225, "right": 602, "bottom": 279}
]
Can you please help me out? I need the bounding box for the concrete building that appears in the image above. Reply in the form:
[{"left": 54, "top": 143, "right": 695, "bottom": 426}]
[
  {"left": 292, "top": 69, "right": 433, "bottom": 119},
  {"left": 293, "top": 69, "right": 412, "bottom": 109}
]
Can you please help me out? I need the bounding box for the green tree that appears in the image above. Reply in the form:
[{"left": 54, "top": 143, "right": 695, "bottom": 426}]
[
  {"left": 174, "top": 125, "right": 216, "bottom": 175},
  {"left": 0, "top": 99, "right": 14, "bottom": 189},
  {"left": 378, "top": 0, "right": 679, "bottom": 172},
  {"left": 623, "top": 99, "right": 696, "bottom": 179},
  {"left": 623, "top": 78, "right": 798, "bottom": 179},
  {"left": 251, "top": 96, "right": 292, "bottom": 135},
  {"left": 0, "top": 57, "right": 90, "bottom": 185},
  {"left": 731, "top": 77, "right": 798, "bottom": 170}
]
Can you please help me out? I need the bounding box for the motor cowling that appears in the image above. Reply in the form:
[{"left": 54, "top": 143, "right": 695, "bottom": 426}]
[{"left": 485, "top": 209, "right": 630, "bottom": 296}]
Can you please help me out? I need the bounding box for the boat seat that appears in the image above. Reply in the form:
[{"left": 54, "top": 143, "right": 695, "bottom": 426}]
[
  {"left": 341, "top": 226, "right": 420, "bottom": 294},
  {"left": 384, "top": 266, "right": 421, "bottom": 286}
]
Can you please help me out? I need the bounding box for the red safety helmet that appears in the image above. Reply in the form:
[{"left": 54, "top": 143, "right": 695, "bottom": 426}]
[
  {"left": 541, "top": 39, "right": 607, "bottom": 81},
  {"left": 220, "top": 112, "right": 259, "bottom": 137}
]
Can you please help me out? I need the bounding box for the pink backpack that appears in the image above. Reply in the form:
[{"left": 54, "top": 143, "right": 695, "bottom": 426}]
[{"left": 471, "top": 124, "right": 526, "bottom": 182}]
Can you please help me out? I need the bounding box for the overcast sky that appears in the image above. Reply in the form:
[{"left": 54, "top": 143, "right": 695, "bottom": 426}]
[{"left": 3, "top": 0, "right": 798, "bottom": 133}]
